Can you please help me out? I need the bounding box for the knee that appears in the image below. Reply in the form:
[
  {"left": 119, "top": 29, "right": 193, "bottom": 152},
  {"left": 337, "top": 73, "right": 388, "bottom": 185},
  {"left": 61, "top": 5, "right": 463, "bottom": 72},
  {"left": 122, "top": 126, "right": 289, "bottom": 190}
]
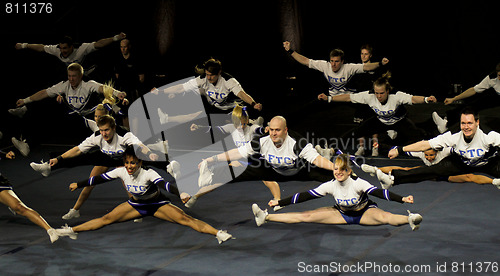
[{"left": 10, "top": 202, "right": 30, "bottom": 216}]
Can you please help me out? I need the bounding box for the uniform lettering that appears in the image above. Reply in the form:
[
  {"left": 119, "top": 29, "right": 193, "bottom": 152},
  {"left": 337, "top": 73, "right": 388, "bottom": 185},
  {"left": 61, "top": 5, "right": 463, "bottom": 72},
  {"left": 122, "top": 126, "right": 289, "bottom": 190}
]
[
  {"left": 328, "top": 76, "right": 346, "bottom": 83},
  {"left": 458, "top": 148, "right": 485, "bottom": 158},
  {"left": 267, "top": 154, "right": 295, "bottom": 165},
  {"left": 67, "top": 96, "right": 86, "bottom": 104},
  {"left": 337, "top": 198, "right": 358, "bottom": 206},
  {"left": 207, "top": 91, "right": 226, "bottom": 100}
]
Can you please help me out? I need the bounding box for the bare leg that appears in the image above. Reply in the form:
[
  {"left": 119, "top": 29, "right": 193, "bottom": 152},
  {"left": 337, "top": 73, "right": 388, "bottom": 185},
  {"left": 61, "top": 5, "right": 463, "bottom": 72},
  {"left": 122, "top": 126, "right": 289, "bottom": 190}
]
[
  {"left": 262, "top": 181, "right": 281, "bottom": 200},
  {"left": 359, "top": 208, "right": 408, "bottom": 226},
  {"left": 194, "top": 183, "right": 224, "bottom": 198},
  {"left": 267, "top": 206, "right": 347, "bottom": 224},
  {"left": 72, "top": 202, "right": 140, "bottom": 232},
  {"left": 154, "top": 203, "right": 218, "bottom": 235},
  {"left": 72, "top": 166, "right": 109, "bottom": 210},
  {"left": 448, "top": 174, "right": 492, "bottom": 184},
  {"left": 0, "top": 190, "right": 51, "bottom": 230}
]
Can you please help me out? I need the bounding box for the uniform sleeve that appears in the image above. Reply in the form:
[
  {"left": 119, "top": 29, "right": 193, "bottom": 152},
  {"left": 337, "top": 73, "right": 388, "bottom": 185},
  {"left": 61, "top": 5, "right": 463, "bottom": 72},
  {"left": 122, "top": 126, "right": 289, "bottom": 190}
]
[
  {"left": 79, "top": 42, "right": 97, "bottom": 56},
  {"left": 77, "top": 133, "right": 98, "bottom": 153},
  {"left": 428, "top": 131, "right": 455, "bottom": 150},
  {"left": 43, "top": 44, "right": 60, "bottom": 56},
  {"left": 345, "top": 63, "right": 365, "bottom": 74},
  {"left": 76, "top": 168, "right": 122, "bottom": 188},
  {"left": 349, "top": 91, "right": 371, "bottom": 104},
  {"left": 308, "top": 59, "right": 330, "bottom": 72},
  {"left": 45, "top": 81, "right": 67, "bottom": 97},
  {"left": 394, "top": 92, "right": 414, "bottom": 105},
  {"left": 474, "top": 75, "right": 494, "bottom": 93},
  {"left": 182, "top": 77, "right": 201, "bottom": 95},
  {"left": 225, "top": 77, "right": 244, "bottom": 96},
  {"left": 149, "top": 169, "right": 181, "bottom": 197},
  {"left": 367, "top": 187, "right": 404, "bottom": 203},
  {"left": 237, "top": 135, "right": 260, "bottom": 158},
  {"left": 278, "top": 181, "right": 332, "bottom": 206},
  {"left": 486, "top": 131, "right": 500, "bottom": 147},
  {"left": 298, "top": 143, "right": 320, "bottom": 164},
  {"left": 86, "top": 80, "right": 102, "bottom": 93},
  {"left": 123, "top": 132, "right": 144, "bottom": 147}
]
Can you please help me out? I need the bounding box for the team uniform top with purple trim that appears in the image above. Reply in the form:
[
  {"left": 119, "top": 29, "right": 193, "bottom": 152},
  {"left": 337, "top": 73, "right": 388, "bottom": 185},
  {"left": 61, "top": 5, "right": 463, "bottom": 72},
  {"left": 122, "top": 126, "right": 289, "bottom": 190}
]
[
  {"left": 183, "top": 72, "right": 244, "bottom": 110},
  {"left": 474, "top": 73, "right": 500, "bottom": 94},
  {"left": 406, "top": 147, "right": 453, "bottom": 166},
  {"left": 76, "top": 167, "right": 179, "bottom": 201},
  {"left": 237, "top": 131, "right": 319, "bottom": 176},
  {"left": 278, "top": 176, "right": 404, "bottom": 212},
  {"left": 78, "top": 129, "right": 143, "bottom": 160},
  {"left": 45, "top": 80, "right": 104, "bottom": 115},
  {"left": 308, "top": 60, "right": 364, "bottom": 96},
  {"left": 428, "top": 128, "right": 500, "bottom": 167},
  {"left": 350, "top": 91, "right": 413, "bottom": 125},
  {"left": 44, "top": 43, "right": 96, "bottom": 66}
]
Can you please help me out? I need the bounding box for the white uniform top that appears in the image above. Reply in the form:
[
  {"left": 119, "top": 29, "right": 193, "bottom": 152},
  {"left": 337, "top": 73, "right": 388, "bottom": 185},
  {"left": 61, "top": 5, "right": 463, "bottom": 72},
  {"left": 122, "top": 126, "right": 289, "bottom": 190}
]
[
  {"left": 183, "top": 72, "right": 244, "bottom": 110},
  {"left": 407, "top": 147, "right": 453, "bottom": 166},
  {"left": 78, "top": 130, "right": 143, "bottom": 159},
  {"left": 97, "top": 167, "right": 163, "bottom": 200},
  {"left": 429, "top": 128, "right": 500, "bottom": 167},
  {"left": 308, "top": 176, "right": 376, "bottom": 212},
  {"left": 350, "top": 91, "right": 413, "bottom": 125},
  {"left": 43, "top": 42, "right": 96, "bottom": 66},
  {"left": 474, "top": 74, "right": 500, "bottom": 95},
  {"left": 238, "top": 132, "right": 319, "bottom": 176},
  {"left": 45, "top": 80, "right": 102, "bottom": 113},
  {"left": 218, "top": 124, "right": 262, "bottom": 148},
  {"left": 308, "top": 60, "right": 364, "bottom": 95}
]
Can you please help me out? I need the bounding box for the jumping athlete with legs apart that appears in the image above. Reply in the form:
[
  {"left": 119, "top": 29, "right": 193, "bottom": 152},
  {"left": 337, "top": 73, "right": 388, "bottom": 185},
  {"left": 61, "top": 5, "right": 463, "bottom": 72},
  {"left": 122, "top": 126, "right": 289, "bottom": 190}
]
[
  {"left": 251, "top": 154, "right": 422, "bottom": 230},
  {"left": 374, "top": 107, "right": 500, "bottom": 190},
  {"left": 0, "top": 149, "right": 59, "bottom": 243},
  {"left": 55, "top": 147, "right": 233, "bottom": 244}
]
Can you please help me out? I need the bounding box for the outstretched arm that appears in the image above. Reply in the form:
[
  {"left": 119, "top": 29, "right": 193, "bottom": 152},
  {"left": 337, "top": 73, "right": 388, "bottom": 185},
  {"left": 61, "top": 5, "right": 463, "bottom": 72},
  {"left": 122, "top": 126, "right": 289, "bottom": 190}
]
[
  {"left": 444, "top": 87, "right": 476, "bottom": 105},
  {"left": 283, "top": 41, "right": 309, "bottom": 66},
  {"left": 15, "top": 43, "right": 45, "bottom": 52},
  {"left": 236, "top": 90, "right": 262, "bottom": 111},
  {"left": 16, "top": 89, "right": 49, "bottom": 107},
  {"left": 49, "top": 146, "right": 83, "bottom": 167},
  {"left": 388, "top": 140, "right": 432, "bottom": 159},
  {"left": 411, "top": 95, "right": 437, "bottom": 104},
  {"left": 363, "top": 58, "right": 389, "bottom": 71},
  {"left": 94, "top": 32, "right": 126, "bottom": 49}
]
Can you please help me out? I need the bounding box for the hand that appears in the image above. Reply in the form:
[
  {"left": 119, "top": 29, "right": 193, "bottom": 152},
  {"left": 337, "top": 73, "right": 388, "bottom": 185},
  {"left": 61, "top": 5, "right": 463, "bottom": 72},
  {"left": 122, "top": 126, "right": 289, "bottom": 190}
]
[
  {"left": 116, "top": 91, "right": 127, "bottom": 100},
  {"left": 114, "top": 32, "right": 127, "bottom": 41},
  {"left": 388, "top": 148, "right": 399, "bottom": 159},
  {"left": 16, "top": 99, "right": 25, "bottom": 107},
  {"left": 6, "top": 151, "right": 15, "bottom": 159},
  {"left": 268, "top": 199, "right": 279, "bottom": 207},
  {"left": 318, "top": 93, "right": 328, "bottom": 101},
  {"left": 180, "top": 192, "right": 191, "bottom": 204},
  {"left": 426, "top": 96, "right": 437, "bottom": 103},
  {"left": 283, "top": 41, "right": 291, "bottom": 51},
  {"left": 49, "top": 158, "right": 58, "bottom": 167},
  {"left": 122, "top": 98, "right": 129, "bottom": 106},
  {"left": 149, "top": 153, "right": 159, "bottom": 161},
  {"left": 190, "top": 124, "right": 199, "bottom": 131},
  {"left": 402, "top": 195, "right": 414, "bottom": 204},
  {"left": 56, "top": 95, "right": 63, "bottom": 104},
  {"left": 444, "top": 98, "right": 455, "bottom": 105},
  {"left": 253, "top": 103, "right": 262, "bottom": 111},
  {"left": 15, "top": 43, "right": 24, "bottom": 50},
  {"left": 151, "top": 87, "right": 159, "bottom": 95},
  {"left": 69, "top": 183, "right": 78, "bottom": 191},
  {"left": 381, "top": 57, "right": 389, "bottom": 65}
]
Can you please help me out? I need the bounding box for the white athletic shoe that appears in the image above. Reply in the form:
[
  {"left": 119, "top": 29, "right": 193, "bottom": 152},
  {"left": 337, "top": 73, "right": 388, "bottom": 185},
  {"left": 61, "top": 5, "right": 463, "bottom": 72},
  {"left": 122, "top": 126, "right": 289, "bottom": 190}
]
[
  {"left": 62, "top": 208, "right": 80, "bottom": 220},
  {"left": 11, "top": 137, "right": 30, "bottom": 157},
  {"left": 147, "top": 140, "right": 169, "bottom": 154},
  {"left": 55, "top": 224, "right": 78, "bottom": 240},
  {"left": 157, "top": 108, "right": 169, "bottom": 124},
  {"left": 361, "top": 164, "right": 378, "bottom": 177},
  {"left": 432, "top": 112, "right": 448, "bottom": 134},
  {"left": 133, "top": 218, "right": 143, "bottom": 223},
  {"left": 249, "top": 116, "right": 264, "bottom": 127},
  {"left": 47, "top": 228, "right": 60, "bottom": 243},
  {"left": 198, "top": 160, "right": 213, "bottom": 187},
  {"left": 315, "top": 145, "right": 334, "bottom": 161},
  {"left": 371, "top": 147, "right": 379, "bottom": 157},
  {"left": 273, "top": 205, "right": 284, "bottom": 212},
  {"left": 407, "top": 210, "right": 423, "bottom": 231},
  {"left": 167, "top": 160, "right": 181, "bottom": 180},
  {"left": 216, "top": 230, "right": 234, "bottom": 244},
  {"left": 492, "top": 179, "right": 500, "bottom": 189},
  {"left": 8, "top": 106, "right": 27, "bottom": 118},
  {"left": 376, "top": 169, "right": 394, "bottom": 189},
  {"left": 387, "top": 130, "right": 398, "bottom": 140},
  {"left": 30, "top": 160, "right": 51, "bottom": 177},
  {"left": 184, "top": 195, "right": 198, "bottom": 208},
  {"left": 252, "top": 203, "right": 268, "bottom": 227},
  {"left": 355, "top": 146, "right": 365, "bottom": 156}
]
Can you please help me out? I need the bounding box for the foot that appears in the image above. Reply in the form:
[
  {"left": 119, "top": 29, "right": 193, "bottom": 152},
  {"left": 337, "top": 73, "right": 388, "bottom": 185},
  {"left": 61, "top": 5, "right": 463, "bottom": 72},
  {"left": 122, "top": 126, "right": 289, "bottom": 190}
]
[
  {"left": 354, "top": 147, "right": 365, "bottom": 156},
  {"left": 198, "top": 160, "right": 213, "bottom": 187},
  {"left": 376, "top": 169, "right": 394, "bottom": 189},
  {"left": 184, "top": 195, "right": 198, "bottom": 208},
  {"left": 167, "top": 160, "right": 181, "bottom": 180},
  {"left": 315, "top": 145, "right": 334, "bottom": 161},
  {"left": 273, "top": 205, "right": 284, "bottom": 212},
  {"left": 11, "top": 137, "right": 30, "bottom": 157},
  {"left": 492, "top": 178, "right": 500, "bottom": 189},
  {"left": 407, "top": 210, "right": 423, "bottom": 231},
  {"left": 55, "top": 224, "right": 78, "bottom": 240},
  {"left": 361, "top": 164, "right": 378, "bottom": 177},
  {"left": 387, "top": 130, "right": 398, "bottom": 140},
  {"left": 30, "top": 160, "right": 51, "bottom": 177},
  {"left": 47, "top": 228, "right": 60, "bottom": 243},
  {"left": 371, "top": 147, "right": 379, "bottom": 157},
  {"left": 157, "top": 108, "right": 169, "bottom": 124},
  {"left": 133, "top": 218, "right": 143, "bottom": 223},
  {"left": 432, "top": 112, "right": 448, "bottom": 134},
  {"left": 252, "top": 203, "right": 268, "bottom": 227},
  {"left": 8, "top": 106, "right": 27, "bottom": 118},
  {"left": 62, "top": 208, "right": 80, "bottom": 220},
  {"left": 216, "top": 230, "right": 234, "bottom": 244}
]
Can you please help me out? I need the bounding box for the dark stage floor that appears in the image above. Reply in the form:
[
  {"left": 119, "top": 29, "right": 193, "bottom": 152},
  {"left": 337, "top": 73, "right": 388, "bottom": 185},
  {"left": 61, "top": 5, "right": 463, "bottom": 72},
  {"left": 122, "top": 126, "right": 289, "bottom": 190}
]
[{"left": 1, "top": 141, "right": 500, "bottom": 275}]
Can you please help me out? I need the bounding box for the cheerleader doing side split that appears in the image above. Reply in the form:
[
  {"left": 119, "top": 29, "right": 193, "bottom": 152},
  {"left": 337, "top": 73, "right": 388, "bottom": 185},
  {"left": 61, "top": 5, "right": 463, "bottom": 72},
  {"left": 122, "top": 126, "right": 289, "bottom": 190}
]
[{"left": 252, "top": 154, "right": 422, "bottom": 230}]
